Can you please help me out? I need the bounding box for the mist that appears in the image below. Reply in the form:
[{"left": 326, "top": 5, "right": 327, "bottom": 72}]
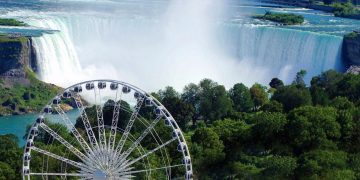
[{"left": 2, "top": 0, "right": 344, "bottom": 92}]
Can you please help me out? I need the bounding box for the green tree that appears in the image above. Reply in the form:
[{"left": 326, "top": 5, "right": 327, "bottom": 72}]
[
  {"left": 181, "top": 83, "right": 200, "bottom": 124},
  {"left": 260, "top": 156, "right": 297, "bottom": 179},
  {"left": 293, "top": 69, "right": 307, "bottom": 87},
  {"left": 269, "top": 78, "right": 284, "bottom": 89},
  {"left": 310, "top": 70, "right": 343, "bottom": 105},
  {"left": 158, "top": 86, "right": 194, "bottom": 130},
  {"left": 212, "top": 119, "right": 251, "bottom": 154},
  {"left": 198, "top": 79, "right": 232, "bottom": 122},
  {"left": 260, "top": 100, "right": 283, "bottom": 113},
  {"left": 191, "top": 127, "right": 225, "bottom": 177},
  {"left": 0, "top": 162, "right": 16, "bottom": 180},
  {"left": 287, "top": 106, "right": 340, "bottom": 152},
  {"left": 251, "top": 112, "right": 287, "bottom": 147},
  {"left": 158, "top": 86, "right": 179, "bottom": 100},
  {"left": 0, "top": 134, "right": 22, "bottom": 174},
  {"left": 272, "top": 85, "right": 312, "bottom": 112},
  {"left": 297, "top": 150, "right": 354, "bottom": 179},
  {"left": 336, "top": 73, "right": 360, "bottom": 103},
  {"left": 229, "top": 83, "right": 253, "bottom": 112},
  {"left": 250, "top": 83, "right": 268, "bottom": 110}
]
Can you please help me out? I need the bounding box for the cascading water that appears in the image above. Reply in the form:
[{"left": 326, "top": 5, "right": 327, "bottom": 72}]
[
  {"left": 218, "top": 24, "right": 344, "bottom": 85},
  {"left": 29, "top": 18, "right": 82, "bottom": 85},
  {"left": 4, "top": 0, "right": 348, "bottom": 90}
]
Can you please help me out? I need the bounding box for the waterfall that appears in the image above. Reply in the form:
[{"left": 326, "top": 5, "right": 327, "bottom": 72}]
[
  {"left": 217, "top": 24, "right": 344, "bottom": 85},
  {"left": 18, "top": 0, "right": 344, "bottom": 90},
  {"left": 29, "top": 18, "right": 82, "bottom": 86}
]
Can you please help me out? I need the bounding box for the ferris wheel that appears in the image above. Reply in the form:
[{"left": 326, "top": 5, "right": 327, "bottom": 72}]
[{"left": 22, "top": 80, "right": 193, "bottom": 180}]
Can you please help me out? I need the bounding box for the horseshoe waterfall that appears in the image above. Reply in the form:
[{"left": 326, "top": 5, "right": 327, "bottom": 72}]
[{"left": 4, "top": 0, "right": 349, "bottom": 90}]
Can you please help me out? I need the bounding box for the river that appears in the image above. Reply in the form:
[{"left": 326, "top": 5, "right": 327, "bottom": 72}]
[{"left": 0, "top": 110, "right": 79, "bottom": 146}]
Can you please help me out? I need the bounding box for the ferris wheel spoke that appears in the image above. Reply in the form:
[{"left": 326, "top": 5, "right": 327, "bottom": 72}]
[
  {"left": 114, "top": 96, "right": 145, "bottom": 157},
  {"left": 118, "top": 137, "right": 177, "bottom": 172},
  {"left": 29, "top": 173, "right": 89, "bottom": 177},
  {"left": 94, "top": 87, "right": 107, "bottom": 149},
  {"left": 137, "top": 116, "right": 172, "bottom": 176},
  {"left": 39, "top": 123, "right": 87, "bottom": 161},
  {"left": 113, "top": 115, "right": 163, "bottom": 169},
  {"left": 73, "top": 93, "right": 99, "bottom": 150},
  {"left": 31, "top": 146, "right": 92, "bottom": 172},
  {"left": 116, "top": 164, "right": 184, "bottom": 176},
  {"left": 53, "top": 105, "right": 93, "bottom": 156},
  {"left": 108, "top": 90, "right": 123, "bottom": 151}
]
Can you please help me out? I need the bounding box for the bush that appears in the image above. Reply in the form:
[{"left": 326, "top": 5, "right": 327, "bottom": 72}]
[
  {"left": 0, "top": 18, "right": 27, "bottom": 26},
  {"left": 255, "top": 12, "right": 305, "bottom": 25},
  {"left": 332, "top": 2, "right": 358, "bottom": 17}
]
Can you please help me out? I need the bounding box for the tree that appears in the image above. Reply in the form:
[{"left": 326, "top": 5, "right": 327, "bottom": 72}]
[
  {"left": 260, "top": 100, "right": 283, "bottom": 113},
  {"left": 293, "top": 69, "right": 307, "bottom": 87},
  {"left": 158, "top": 86, "right": 179, "bottom": 100},
  {"left": 261, "top": 156, "right": 297, "bottom": 179},
  {"left": 212, "top": 119, "right": 251, "bottom": 153},
  {"left": 250, "top": 83, "right": 268, "bottom": 110},
  {"left": 269, "top": 78, "right": 284, "bottom": 89},
  {"left": 229, "top": 83, "right": 253, "bottom": 112},
  {"left": 0, "top": 162, "right": 16, "bottom": 180},
  {"left": 272, "top": 85, "right": 312, "bottom": 112},
  {"left": 251, "top": 112, "right": 287, "bottom": 147},
  {"left": 198, "top": 79, "right": 232, "bottom": 122},
  {"left": 191, "top": 127, "right": 225, "bottom": 177},
  {"left": 287, "top": 106, "right": 340, "bottom": 152},
  {"left": 310, "top": 70, "right": 343, "bottom": 105},
  {"left": 336, "top": 73, "right": 360, "bottom": 103},
  {"left": 330, "top": 96, "right": 355, "bottom": 110},
  {"left": 159, "top": 87, "right": 194, "bottom": 130},
  {"left": 181, "top": 83, "right": 200, "bottom": 123},
  {"left": 297, "top": 150, "right": 354, "bottom": 179}
]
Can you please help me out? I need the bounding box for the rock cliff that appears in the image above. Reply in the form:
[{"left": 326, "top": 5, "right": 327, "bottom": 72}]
[
  {"left": 0, "top": 35, "right": 37, "bottom": 77},
  {"left": 0, "top": 35, "right": 61, "bottom": 116},
  {"left": 343, "top": 31, "right": 360, "bottom": 66}
]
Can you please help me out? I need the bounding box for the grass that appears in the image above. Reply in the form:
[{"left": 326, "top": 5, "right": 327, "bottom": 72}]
[
  {"left": 0, "top": 69, "right": 61, "bottom": 116},
  {"left": 254, "top": 12, "right": 305, "bottom": 25},
  {"left": 0, "top": 18, "right": 27, "bottom": 26},
  {"left": 0, "top": 35, "right": 28, "bottom": 43},
  {"left": 344, "top": 32, "right": 359, "bottom": 39}
]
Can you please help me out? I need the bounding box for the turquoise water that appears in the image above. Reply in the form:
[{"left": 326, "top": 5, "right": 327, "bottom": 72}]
[{"left": 0, "top": 110, "right": 80, "bottom": 146}]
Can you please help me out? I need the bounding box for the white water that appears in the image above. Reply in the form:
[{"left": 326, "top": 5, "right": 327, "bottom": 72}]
[{"left": 5, "top": 0, "right": 344, "bottom": 90}]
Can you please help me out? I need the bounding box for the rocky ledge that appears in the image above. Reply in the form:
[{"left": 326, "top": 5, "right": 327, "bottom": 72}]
[
  {"left": 346, "top": 65, "right": 360, "bottom": 75},
  {"left": 0, "top": 34, "right": 60, "bottom": 116},
  {"left": 343, "top": 30, "right": 360, "bottom": 66},
  {"left": 0, "top": 34, "right": 38, "bottom": 87}
]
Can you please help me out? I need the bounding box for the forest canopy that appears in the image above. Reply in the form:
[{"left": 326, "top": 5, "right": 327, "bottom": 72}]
[{"left": 1, "top": 69, "right": 360, "bottom": 179}]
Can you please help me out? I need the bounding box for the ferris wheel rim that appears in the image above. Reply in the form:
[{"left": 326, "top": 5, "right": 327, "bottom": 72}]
[{"left": 22, "top": 79, "right": 193, "bottom": 180}]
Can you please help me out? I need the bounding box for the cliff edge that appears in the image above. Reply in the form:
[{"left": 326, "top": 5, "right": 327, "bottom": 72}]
[
  {"left": 0, "top": 34, "right": 60, "bottom": 116},
  {"left": 343, "top": 31, "right": 360, "bottom": 66}
]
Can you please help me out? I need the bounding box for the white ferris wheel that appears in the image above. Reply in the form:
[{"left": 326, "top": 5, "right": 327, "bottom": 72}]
[{"left": 22, "top": 80, "right": 193, "bottom": 180}]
